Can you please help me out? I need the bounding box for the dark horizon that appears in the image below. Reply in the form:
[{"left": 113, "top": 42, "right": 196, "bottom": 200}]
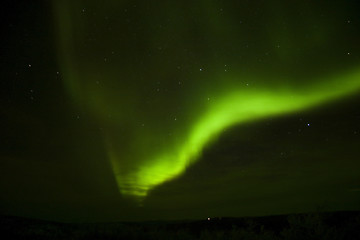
[{"left": 1, "top": 211, "right": 360, "bottom": 240}]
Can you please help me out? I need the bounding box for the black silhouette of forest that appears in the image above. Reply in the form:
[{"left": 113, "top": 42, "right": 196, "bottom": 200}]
[{"left": 1, "top": 211, "right": 359, "bottom": 240}]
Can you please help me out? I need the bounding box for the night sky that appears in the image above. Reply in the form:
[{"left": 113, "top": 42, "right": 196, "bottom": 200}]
[{"left": 1, "top": 0, "right": 360, "bottom": 222}]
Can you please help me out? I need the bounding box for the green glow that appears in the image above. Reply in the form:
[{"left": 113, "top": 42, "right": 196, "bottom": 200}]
[
  {"left": 52, "top": 1, "right": 360, "bottom": 199},
  {"left": 111, "top": 71, "right": 360, "bottom": 197}
]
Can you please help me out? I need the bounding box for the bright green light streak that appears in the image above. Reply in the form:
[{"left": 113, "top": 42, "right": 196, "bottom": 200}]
[
  {"left": 112, "top": 70, "right": 360, "bottom": 198},
  {"left": 52, "top": 1, "right": 360, "bottom": 199}
]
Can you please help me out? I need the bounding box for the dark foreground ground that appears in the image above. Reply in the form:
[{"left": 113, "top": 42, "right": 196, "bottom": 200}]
[{"left": 1, "top": 211, "right": 359, "bottom": 240}]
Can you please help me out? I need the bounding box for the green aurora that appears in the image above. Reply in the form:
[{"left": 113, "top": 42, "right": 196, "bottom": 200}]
[
  {"left": 53, "top": 1, "right": 360, "bottom": 199},
  {"left": 108, "top": 70, "right": 360, "bottom": 198}
]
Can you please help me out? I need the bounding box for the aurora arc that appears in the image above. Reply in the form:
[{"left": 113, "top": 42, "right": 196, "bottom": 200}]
[
  {"left": 110, "top": 71, "right": 360, "bottom": 198},
  {"left": 52, "top": 1, "right": 360, "bottom": 199}
]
